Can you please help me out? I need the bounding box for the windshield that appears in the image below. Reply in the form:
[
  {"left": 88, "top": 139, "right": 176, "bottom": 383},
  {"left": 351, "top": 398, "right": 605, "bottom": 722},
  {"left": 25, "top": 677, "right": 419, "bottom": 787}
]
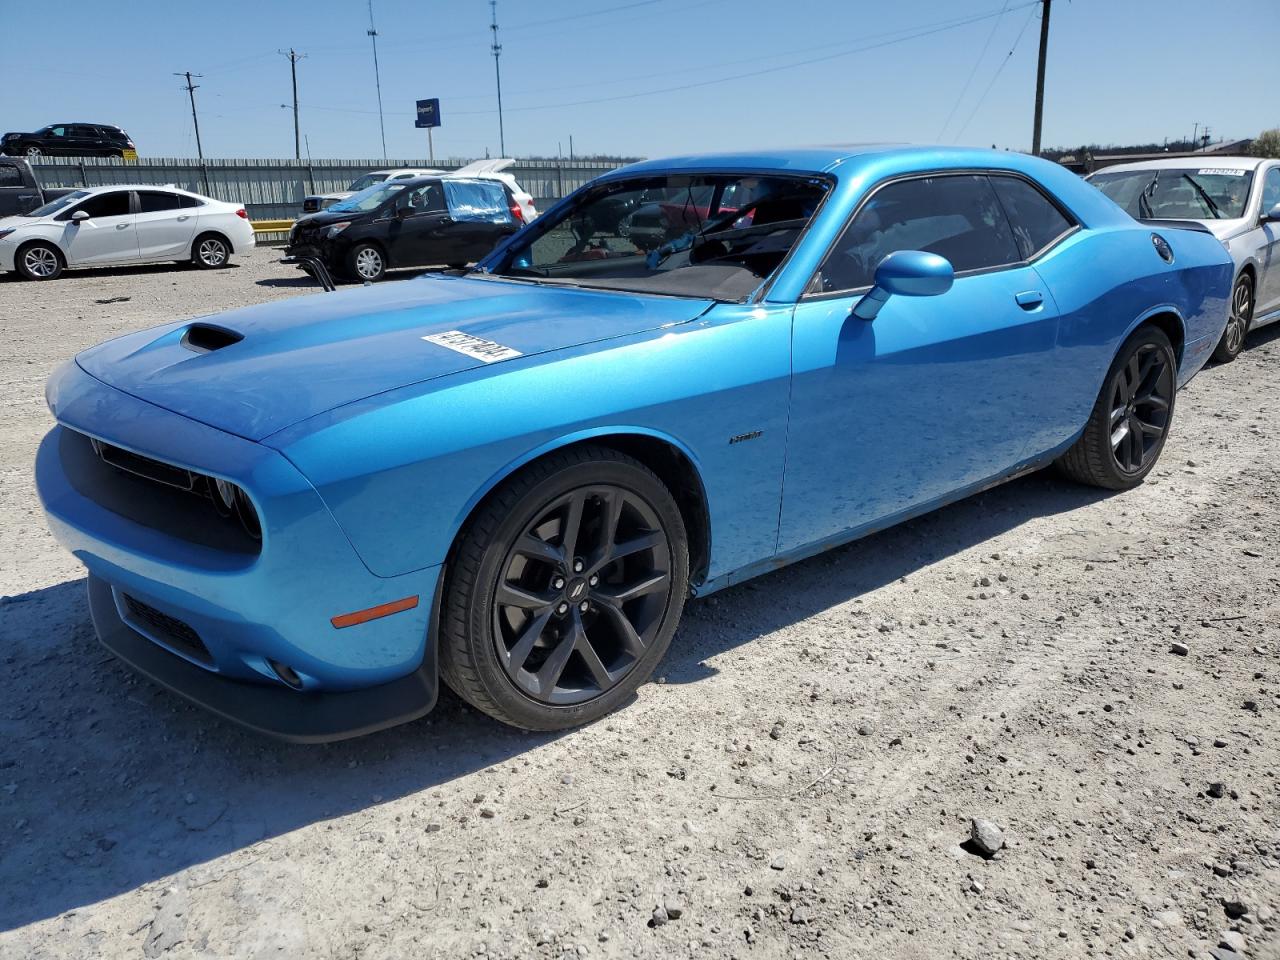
[
  {"left": 1090, "top": 167, "right": 1254, "bottom": 220},
  {"left": 27, "top": 191, "right": 89, "bottom": 218},
  {"left": 488, "top": 173, "right": 829, "bottom": 300},
  {"left": 347, "top": 172, "right": 389, "bottom": 192},
  {"left": 328, "top": 181, "right": 407, "bottom": 214}
]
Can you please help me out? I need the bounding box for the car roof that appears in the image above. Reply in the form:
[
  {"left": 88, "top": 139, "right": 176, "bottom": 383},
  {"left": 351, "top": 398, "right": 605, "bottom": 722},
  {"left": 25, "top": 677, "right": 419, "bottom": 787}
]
[
  {"left": 1094, "top": 155, "right": 1266, "bottom": 174},
  {"left": 68, "top": 184, "right": 205, "bottom": 196},
  {"left": 370, "top": 168, "right": 445, "bottom": 176}
]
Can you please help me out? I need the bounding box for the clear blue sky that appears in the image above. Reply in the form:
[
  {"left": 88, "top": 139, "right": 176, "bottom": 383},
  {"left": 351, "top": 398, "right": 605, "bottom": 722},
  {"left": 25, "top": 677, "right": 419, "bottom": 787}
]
[{"left": 1, "top": 0, "right": 1276, "bottom": 161}]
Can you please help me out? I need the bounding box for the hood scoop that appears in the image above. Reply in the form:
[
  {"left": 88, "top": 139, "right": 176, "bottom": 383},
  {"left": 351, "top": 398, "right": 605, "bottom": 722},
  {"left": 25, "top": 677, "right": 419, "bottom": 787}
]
[{"left": 181, "top": 323, "right": 244, "bottom": 354}]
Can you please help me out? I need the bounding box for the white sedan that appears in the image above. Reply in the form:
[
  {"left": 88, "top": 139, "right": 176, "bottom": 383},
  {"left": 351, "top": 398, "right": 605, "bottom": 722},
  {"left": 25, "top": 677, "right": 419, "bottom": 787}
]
[{"left": 0, "top": 185, "right": 255, "bottom": 281}]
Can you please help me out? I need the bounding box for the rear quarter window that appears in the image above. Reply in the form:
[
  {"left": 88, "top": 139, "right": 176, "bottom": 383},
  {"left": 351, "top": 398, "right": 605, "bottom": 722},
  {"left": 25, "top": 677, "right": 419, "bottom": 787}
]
[{"left": 990, "top": 176, "right": 1076, "bottom": 259}]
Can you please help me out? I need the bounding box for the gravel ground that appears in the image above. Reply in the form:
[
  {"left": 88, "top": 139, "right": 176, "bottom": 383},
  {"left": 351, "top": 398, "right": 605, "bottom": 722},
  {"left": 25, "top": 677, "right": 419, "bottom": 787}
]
[{"left": 0, "top": 253, "right": 1277, "bottom": 960}]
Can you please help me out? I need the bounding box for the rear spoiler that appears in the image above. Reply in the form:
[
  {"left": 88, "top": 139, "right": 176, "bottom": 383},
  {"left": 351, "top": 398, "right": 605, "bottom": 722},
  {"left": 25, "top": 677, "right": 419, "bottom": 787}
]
[{"left": 1137, "top": 218, "right": 1215, "bottom": 235}]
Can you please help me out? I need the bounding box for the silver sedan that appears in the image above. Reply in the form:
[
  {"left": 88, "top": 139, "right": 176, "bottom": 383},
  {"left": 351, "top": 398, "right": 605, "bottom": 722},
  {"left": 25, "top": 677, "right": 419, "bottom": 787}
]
[{"left": 1089, "top": 156, "right": 1280, "bottom": 362}]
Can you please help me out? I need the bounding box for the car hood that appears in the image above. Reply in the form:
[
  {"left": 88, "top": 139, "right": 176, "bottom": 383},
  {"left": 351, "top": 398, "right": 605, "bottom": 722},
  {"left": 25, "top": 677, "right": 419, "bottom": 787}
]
[
  {"left": 75, "top": 275, "right": 714, "bottom": 441},
  {"left": 293, "top": 209, "right": 368, "bottom": 229}
]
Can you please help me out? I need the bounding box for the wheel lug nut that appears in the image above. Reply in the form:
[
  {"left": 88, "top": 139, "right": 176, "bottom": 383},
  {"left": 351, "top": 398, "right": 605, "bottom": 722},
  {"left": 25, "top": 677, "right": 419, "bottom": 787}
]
[
  {"left": 556, "top": 602, "right": 569, "bottom": 615},
  {"left": 579, "top": 600, "right": 589, "bottom": 613},
  {"left": 573, "top": 559, "right": 584, "bottom": 573},
  {"left": 588, "top": 574, "right": 599, "bottom": 587},
  {"left": 552, "top": 577, "right": 566, "bottom": 590}
]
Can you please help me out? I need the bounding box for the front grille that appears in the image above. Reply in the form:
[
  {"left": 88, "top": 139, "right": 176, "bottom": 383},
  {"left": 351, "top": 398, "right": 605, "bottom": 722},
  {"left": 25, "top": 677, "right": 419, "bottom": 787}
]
[
  {"left": 93, "top": 438, "right": 198, "bottom": 492},
  {"left": 123, "top": 594, "right": 212, "bottom": 664}
]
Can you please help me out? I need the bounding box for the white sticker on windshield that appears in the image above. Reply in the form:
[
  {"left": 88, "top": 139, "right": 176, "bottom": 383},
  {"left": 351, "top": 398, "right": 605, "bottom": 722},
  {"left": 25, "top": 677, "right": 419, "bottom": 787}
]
[
  {"left": 422, "top": 330, "right": 522, "bottom": 362},
  {"left": 1197, "top": 168, "right": 1247, "bottom": 177}
]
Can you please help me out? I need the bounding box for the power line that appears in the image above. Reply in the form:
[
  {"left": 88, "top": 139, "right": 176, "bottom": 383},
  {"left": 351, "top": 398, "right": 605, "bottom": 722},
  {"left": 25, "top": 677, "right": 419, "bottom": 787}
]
[
  {"left": 951, "top": 5, "right": 1038, "bottom": 144},
  {"left": 279, "top": 49, "right": 306, "bottom": 160},
  {"left": 936, "top": 0, "right": 1011, "bottom": 141},
  {"left": 367, "top": 0, "right": 387, "bottom": 159},
  {"left": 174, "top": 71, "right": 204, "bottom": 159}
]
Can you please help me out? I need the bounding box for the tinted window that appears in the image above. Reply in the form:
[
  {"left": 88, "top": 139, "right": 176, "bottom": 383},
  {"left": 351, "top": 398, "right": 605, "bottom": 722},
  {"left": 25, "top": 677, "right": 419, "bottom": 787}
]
[
  {"left": 990, "top": 176, "right": 1074, "bottom": 259},
  {"left": 1263, "top": 168, "right": 1280, "bottom": 210},
  {"left": 815, "top": 175, "right": 1020, "bottom": 293},
  {"left": 396, "top": 181, "right": 446, "bottom": 214},
  {"left": 70, "top": 125, "right": 99, "bottom": 138},
  {"left": 138, "top": 191, "right": 182, "bottom": 213},
  {"left": 76, "top": 191, "right": 131, "bottom": 218},
  {"left": 178, "top": 194, "right": 202, "bottom": 208},
  {"left": 0, "top": 165, "right": 21, "bottom": 187}
]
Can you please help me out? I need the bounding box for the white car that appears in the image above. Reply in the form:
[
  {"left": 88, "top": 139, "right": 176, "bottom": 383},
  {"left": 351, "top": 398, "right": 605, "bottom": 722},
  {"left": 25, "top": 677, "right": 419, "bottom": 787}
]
[
  {"left": 1089, "top": 156, "right": 1280, "bottom": 362},
  {"left": 0, "top": 184, "right": 255, "bottom": 281},
  {"left": 301, "top": 159, "right": 539, "bottom": 222}
]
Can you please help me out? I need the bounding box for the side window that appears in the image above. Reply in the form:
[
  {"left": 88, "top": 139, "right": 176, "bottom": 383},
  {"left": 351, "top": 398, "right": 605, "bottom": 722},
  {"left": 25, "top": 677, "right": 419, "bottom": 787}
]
[
  {"left": 399, "top": 182, "right": 445, "bottom": 214},
  {"left": 70, "top": 125, "right": 98, "bottom": 138},
  {"left": 0, "top": 165, "right": 21, "bottom": 187},
  {"left": 76, "top": 191, "right": 131, "bottom": 218},
  {"left": 1263, "top": 168, "right": 1280, "bottom": 210},
  {"left": 178, "top": 194, "right": 203, "bottom": 208},
  {"left": 813, "top": 174, "right": 1021, "bottom": 294},
  {"left": 138, "top": 191, "right": 182, "bottom": 213},
  {"left": 990, "top": 176, "right": 1075, "bottom": 259},
  {"left": 47, "top": 126, "right": 67, "bottom": 139}
]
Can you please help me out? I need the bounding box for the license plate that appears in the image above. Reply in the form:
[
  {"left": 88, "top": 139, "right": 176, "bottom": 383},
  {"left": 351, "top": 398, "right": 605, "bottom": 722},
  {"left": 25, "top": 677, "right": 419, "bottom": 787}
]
[{"left": 121, "top": 149, "right": 139, "bottom": 161}]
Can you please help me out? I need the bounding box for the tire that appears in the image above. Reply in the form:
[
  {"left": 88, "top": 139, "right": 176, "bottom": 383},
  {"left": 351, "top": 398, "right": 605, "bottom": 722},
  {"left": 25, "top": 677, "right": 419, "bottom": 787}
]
[
  {"left": 439, "top": 445, "right": 689, "bottom": 731},
  {"left": 346, "top": 243, "right": 386, "bottom": 282},
  {"left": 1211, "top": 273, "right": 1253, "bottom": 363},
  {"left": 14, "top": 241, "right": 64, "bottom": 281},
  {"left": 191, "top": 233, "right": 231, "bottom": 269},
  {"left": 1056, "top": 325, "right": 1177, "bottom": 490},
  {"left": 24, "top": 145, "right": 41, "bottom": 158}
]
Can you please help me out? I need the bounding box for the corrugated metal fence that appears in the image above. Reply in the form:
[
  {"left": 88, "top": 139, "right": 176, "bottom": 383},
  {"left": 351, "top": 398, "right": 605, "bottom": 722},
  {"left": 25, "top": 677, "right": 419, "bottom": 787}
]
[{"left": 28, "top": 156, "right": 637, "bottom": 221}]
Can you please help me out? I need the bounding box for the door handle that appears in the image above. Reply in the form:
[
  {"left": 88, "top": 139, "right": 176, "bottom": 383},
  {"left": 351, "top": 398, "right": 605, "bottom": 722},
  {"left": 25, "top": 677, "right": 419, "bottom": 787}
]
[
  {"left": 177, "top": 215, "right": 190, "bottom": 221},
  {"left": 17, "top": 194, "right": 36, "bottom": 201},
  {"left": 1015, "top": 290, "right": 1044, "bottom": 309},
  {"left": 116, "top": 223, "right": 129, "bottom": 230}
]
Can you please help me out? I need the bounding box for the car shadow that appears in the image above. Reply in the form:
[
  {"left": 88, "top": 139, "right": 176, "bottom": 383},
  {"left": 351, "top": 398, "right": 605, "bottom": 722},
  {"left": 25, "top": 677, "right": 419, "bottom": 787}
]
[
  {"left": 0, "top": 262, "right": 241, "bottom": 284},
  {"left": 0, "top": 468, "right": 1109, "bottom": 931}
]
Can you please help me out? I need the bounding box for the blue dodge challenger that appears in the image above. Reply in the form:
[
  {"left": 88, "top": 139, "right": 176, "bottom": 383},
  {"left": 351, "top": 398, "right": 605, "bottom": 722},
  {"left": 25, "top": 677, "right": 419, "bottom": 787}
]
[{"left": 36, "top": 146, "right": 1232, "bottom": 740}]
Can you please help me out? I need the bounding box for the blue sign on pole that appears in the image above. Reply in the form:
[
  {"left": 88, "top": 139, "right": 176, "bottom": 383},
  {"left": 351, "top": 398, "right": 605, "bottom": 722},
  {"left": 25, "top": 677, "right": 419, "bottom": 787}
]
[{"left": 415, "top": 99, "right": 441, "bottom": 129}]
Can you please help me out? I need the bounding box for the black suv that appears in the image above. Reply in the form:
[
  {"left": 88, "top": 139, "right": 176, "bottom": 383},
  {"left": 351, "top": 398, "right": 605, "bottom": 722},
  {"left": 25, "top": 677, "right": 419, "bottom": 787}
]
[
  {"left": 1, "top": 123, "right": 136, "bottom": 158},
  {"left": 285, "top": 176, "right": 522, "bottom": 282}
]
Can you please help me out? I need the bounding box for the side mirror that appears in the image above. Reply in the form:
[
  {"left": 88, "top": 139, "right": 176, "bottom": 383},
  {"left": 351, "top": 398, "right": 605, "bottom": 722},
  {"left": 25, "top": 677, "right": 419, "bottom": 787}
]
[
  {"left": 851, "top": 250, "right": 955, "bottom": 320},
  {"left": 1263, "top": 202, "right": 1280, "bottom": 223},
  {"left": 71, "top": 210, "right": 90, "bottom": 222}
]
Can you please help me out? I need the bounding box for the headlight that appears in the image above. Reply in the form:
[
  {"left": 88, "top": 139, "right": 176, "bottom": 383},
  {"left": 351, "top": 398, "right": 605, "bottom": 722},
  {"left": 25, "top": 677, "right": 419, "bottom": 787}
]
[{"left": 325, "top": 221, "right": 351, "bottom": 239}]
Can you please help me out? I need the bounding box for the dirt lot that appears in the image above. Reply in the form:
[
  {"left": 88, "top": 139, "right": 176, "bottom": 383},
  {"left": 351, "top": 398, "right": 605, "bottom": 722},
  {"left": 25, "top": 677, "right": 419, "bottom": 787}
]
[{"left": 0, "top": 253, "right": 1277, "bottom": 960}]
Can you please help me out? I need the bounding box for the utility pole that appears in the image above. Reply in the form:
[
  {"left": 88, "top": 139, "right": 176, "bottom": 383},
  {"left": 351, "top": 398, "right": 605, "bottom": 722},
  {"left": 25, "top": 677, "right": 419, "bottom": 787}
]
[
  {"left": 175, "top": 72, "right": 204, "bottom": 159},
  {"left": 1192, "top": 122, "right": 1200, "bottom": 152},
  {"left": 280, "top": 49, "right": 306, "bottom": 160},
  {"left": 491, "top": 0, "right": 506, "bottom": 157},
  {"left": 367, "top": 0, "right": 387, "bottom": 159},
  {"left": 1030, "top": 0, "right": 1052, "bottom": 156}
]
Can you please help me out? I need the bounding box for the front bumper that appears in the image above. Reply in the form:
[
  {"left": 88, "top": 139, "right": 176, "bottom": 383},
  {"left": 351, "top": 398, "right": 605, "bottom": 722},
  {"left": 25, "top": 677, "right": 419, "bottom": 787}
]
[{"left": 36, "top": 360, "right": 441, "bottom": 741}]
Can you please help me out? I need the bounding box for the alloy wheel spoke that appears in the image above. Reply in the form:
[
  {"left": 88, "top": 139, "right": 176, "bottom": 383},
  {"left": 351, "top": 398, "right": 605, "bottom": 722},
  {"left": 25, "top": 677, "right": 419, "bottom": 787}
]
[
  {"left": 1128, "top": 416, "right": 1144, "bottom": 467},
  {"left": 559, "top": 492, "right": 586, "bottom": 559},
  {"left": 506, "top": 607, "right": 554, "bottom": 674},
  {"left": 574, "top": 629, "right": 614, "bottom": 689},
  {"left": 516, "top": 535, "right": 564, "bottom": 567},
  {"left": 597, "top": 600, "right": 647, "bottom": 658},
  {"left": 497, "top": 581, "right": 556, "bottom": 611},
  {"left": 609, "top": 530, "right": 663, "bottom": 563},
  {"left": 596, "top": 572, "right": 669, "bottom": 606},
  {"left": 1125, "top": 353, "right": 1141, "bottom": 396},
  {"left": 1111, "top": 419, "right": 1130, "bottom": 452},
  {"left": 535, "top": 615, "right": 581, "bottom": 696}
]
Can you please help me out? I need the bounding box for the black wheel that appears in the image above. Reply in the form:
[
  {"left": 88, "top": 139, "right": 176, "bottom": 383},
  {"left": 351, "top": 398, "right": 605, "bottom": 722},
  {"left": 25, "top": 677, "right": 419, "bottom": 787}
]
[
  {"left": 15, "top": 241, "right": 63, "bottom": 281},
  {"left": 1057, "top": 325, "right": 1177, "bottom": 490},
  {"left": 439, "top": 446, "right": 689, "bottom": 730},
  {"left": 192, "top": 233, "right": 230, "bottom": 269},
  {"left": 346, "top": 243, "right": 386, "bottom": 282},
  {"left": 1212, "top": 273, "right": 1253, "bottom": 363}
]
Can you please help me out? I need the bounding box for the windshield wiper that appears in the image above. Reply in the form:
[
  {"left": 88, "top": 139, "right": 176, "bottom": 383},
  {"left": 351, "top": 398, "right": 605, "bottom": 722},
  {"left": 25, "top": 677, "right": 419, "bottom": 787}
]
[
  {"left": 1181, "top": 174, "right": 1223, "bottom": 218},
  {"left": 1136, "top": 170, "right": 1159, "bottom": 219}
]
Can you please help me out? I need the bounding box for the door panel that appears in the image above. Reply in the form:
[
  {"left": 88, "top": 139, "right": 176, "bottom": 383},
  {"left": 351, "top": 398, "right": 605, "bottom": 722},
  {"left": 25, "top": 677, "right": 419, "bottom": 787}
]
[
  {"left": 61, "top": 191, "right": 138, "bottom": 265},
  {"left": 134, "top": 192, "right": 198, "bottom": 259},
  {"left": 1256, "top": 167, "right": 1280, "bottom": 313},
  {"left": 780, "top": 266, "right": 1060, "bottom": 553}
]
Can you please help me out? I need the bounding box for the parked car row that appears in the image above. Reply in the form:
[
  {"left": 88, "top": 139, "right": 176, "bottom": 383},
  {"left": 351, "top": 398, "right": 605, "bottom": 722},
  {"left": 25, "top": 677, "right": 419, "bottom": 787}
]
[{"left": 32, "top": 145, "right": 1251, "bottom": 741}]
